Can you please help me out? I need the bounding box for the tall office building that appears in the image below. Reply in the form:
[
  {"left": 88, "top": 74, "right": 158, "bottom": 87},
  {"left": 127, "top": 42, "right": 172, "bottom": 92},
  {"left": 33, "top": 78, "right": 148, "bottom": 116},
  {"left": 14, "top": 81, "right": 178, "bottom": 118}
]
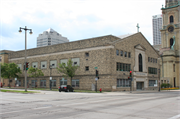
[
  {"left": 152, "top": 14, "right": 163, "bottom": 45},
  {"left": 37, "top": 28, "right": 69, "bottom": 47}
]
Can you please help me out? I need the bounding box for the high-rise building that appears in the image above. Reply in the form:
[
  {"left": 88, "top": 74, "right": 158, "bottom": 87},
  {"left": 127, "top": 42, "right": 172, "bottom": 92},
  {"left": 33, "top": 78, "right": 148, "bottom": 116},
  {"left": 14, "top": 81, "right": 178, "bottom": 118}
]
[
  {"left": 37, "top": 28, "right": 69, "bottom": 47},
  {"left": 152, "top": 14, "right": 162, "bottom": 45}
]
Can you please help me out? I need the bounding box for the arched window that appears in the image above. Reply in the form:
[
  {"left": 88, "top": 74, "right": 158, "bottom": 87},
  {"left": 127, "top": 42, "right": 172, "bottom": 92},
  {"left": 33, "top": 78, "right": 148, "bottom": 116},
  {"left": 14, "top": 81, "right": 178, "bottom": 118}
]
[
  {"left": 139, "top": 54, "right": 143, "bottom": 72},
  {"left": 170, "top": 15, "right": 174, "bottom": 23},
  {"left": 170, "top": 38, "right": 173, "bottom": 48}
]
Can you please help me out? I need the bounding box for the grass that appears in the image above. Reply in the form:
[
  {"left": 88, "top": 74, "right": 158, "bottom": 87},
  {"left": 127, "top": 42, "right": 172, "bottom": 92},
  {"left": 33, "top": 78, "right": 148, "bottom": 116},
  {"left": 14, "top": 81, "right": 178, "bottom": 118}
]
[{"left": 0, "top": 89, "right": 40, "bottom": 94}]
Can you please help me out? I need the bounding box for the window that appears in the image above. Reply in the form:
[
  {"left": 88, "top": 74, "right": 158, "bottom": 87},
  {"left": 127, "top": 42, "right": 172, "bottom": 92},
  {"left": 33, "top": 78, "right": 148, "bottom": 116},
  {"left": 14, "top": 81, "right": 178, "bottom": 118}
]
[
  {"left": 60, "top": 59, "right": 68, "bottom": 66},
  {"left": 170, "top": 38, "right": 173, "bottom": 48},
  {"left": 117, "top": 62, "right": 131, "bottom": 71},
  {"left": 139, "top": 54, "right": 143, "bottom": 72},
  {"left": 124, "top": 52, "right": 127, "bottom": 57},
  {"left": 50, "top": 60, "right": 57, "bottom": 68},
  {"left": 149, "top": 80, "right": 157, "bottom": 87},
  {"left": 60, "top": 79, "right": 67, "bottom": 85},
  {"left": 128, "top": 52, "right": 131, "bottom": 58},
  {"left": 72, "top": 58, "right": 80, "bottom": 66},
  {"left": 117, "top": 79, "right": 131, "bottom": 87},
  {"left": 148, "top": 67, "right": 157, "bottom": 74},
  {"left": 151, "top": 58, "right": 152, "bottom": 62},
  {"left": 40, "top": 80, "right": 46, "bottom": 87},
  {"left": 120, "top": 51, "right": 123, "bottom": 56},
  {"left": 85, "top": 66, "right": 89, "bottom": 71},
  {"left": 41, "top": 61, "right": 47, "bottom": 69},
  {"left": 72, "top": 79, "right": 79, "bottom": 87},
  {"left": 116, "top": 50, "right": 119, "bottom": 56},
  {"left": 0, "top": 56, "right": 2, "bottom": 62},
  {"left": 17, "top": 64, "right": 22, "bottom": 70},
  {"left": 85, "top": 53, "right": 89, "bottom": 57},
  {"left": 170, "top": 15, "right": 174, "bottom": 23},
  {"left": 31, "top": 80, "right": 37, "bottom": 87},
  {"left": 32, "top": 62, "right": 38, "bottom": 68},
  {"left": 51, "top": 80, "right": 56, "bottom": 87},
  {"left": 148, "top": 57, "right": 150, "bottom": 62},
  {"left": 173, "top": 64, "right": 175, "bottom": 72}
]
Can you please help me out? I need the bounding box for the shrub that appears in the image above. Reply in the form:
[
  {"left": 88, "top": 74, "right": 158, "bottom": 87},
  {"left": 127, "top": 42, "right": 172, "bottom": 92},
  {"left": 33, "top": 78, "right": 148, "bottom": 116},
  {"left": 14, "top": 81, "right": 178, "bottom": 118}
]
[{"left": 161, "top": 83, "right": 172, "bottom": 88}]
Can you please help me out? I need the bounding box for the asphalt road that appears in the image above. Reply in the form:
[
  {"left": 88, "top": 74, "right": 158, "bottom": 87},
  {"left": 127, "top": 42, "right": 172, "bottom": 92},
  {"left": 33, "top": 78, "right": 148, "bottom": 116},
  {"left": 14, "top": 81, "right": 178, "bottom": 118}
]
[{"left": 0, "top": 90, "right": 180, "bottom": 119}]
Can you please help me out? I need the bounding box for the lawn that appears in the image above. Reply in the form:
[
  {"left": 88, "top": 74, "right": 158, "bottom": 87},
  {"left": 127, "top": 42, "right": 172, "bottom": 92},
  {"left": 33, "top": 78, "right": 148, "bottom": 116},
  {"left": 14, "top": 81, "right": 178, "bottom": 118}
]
[{"left": 0, "top": 89, "right": 40, "bottom": 94}]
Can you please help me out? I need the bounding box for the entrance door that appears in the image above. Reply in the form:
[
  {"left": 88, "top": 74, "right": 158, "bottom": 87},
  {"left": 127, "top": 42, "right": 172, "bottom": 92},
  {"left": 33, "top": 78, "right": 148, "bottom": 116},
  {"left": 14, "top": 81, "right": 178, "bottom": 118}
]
[
  {"left": 137, "top": 82, "right": 143, "bottom": 90},
  {"left": 174, "top": 78, "right": 176, "bottom": 87}
]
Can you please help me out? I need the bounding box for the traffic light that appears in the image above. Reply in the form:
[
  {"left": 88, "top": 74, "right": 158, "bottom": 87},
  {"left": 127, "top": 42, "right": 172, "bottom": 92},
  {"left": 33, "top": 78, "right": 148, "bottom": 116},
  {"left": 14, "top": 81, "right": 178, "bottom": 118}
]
[
  {"left": 130, "top": 71, "right": 132, "bottom": 78},
  {"left": 96, "top": 70, "right": 98, "bottom": 77},
  {"left": 26, "top": 62, "right": 29, "bottom": 70}
]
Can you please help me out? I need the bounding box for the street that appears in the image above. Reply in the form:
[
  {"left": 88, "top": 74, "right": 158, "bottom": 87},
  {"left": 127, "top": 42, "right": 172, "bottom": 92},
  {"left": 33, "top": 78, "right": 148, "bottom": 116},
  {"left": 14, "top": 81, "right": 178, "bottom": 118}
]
[{"left": 0, "top": 90, "right": 180, "bottom": 119}]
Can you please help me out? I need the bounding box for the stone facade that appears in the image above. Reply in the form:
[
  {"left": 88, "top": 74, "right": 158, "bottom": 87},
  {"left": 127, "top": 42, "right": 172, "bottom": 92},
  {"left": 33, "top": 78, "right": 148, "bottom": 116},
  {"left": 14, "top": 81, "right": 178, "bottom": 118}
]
[
  {"left": 160, "top": 0, "right": 180, "bottom": 87},
  {"left": 0, "top": 33, "right": 160, "bottom": 91}
]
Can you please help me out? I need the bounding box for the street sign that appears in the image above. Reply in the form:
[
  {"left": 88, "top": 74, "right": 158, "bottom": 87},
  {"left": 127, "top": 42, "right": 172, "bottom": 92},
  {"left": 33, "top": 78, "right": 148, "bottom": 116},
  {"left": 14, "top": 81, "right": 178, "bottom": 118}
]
[{"left": 95, "top": 67, "right": 98, "bottom": 69}]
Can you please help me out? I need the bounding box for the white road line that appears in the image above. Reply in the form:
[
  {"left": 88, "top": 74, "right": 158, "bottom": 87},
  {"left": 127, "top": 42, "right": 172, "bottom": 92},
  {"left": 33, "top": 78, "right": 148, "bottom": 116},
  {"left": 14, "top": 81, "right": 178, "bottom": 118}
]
[{"left": 168, "top": 114, "right": 180, "bottom": 119}]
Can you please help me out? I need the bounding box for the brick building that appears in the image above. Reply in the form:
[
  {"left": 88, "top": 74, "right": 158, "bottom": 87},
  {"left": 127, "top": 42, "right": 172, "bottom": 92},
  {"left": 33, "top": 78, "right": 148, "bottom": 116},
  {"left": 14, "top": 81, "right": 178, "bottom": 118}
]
[{"left": 0, "top": 32, "right": 160, "bottom": 91}]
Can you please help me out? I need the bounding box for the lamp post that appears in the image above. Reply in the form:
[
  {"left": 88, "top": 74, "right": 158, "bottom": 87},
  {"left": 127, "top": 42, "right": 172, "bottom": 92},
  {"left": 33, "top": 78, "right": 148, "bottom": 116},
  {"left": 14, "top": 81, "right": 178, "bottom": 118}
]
[
  {"left": 19, "top": 26, "right": 33, "bottom": 92},
  {"left": 49, "top": 65, "right": 52, "bottom": 90}
]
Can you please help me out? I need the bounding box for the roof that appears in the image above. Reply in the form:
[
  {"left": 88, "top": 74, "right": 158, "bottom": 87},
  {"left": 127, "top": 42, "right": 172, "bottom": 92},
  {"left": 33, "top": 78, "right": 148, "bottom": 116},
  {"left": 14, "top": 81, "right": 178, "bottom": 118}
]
[
  {"left": 117, "top": 33, "right": 136, "bottom": 39},
  {"left": 46, "top": 28, "right": 56, "bottom": 33}
]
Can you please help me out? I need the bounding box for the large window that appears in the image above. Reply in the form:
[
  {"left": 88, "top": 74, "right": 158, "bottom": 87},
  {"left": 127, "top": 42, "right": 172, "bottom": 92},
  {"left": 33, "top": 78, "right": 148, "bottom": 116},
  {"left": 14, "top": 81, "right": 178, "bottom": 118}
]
[
  {"left": 149, "top": 80, "right": 157, "bottom": 87},
  {"left": 41, "top": 61, "right": 47, "bottom": 69},
  {"left": 148, "top": 67, "right": 157, "bottom": 74},
  {"left": 60, "top": 79, "right": 67, "bottom": 85},
  {"left": 72, "top": 79, "right": 79, "bottom": 87},
  {"left": 139, "top": 54, "right": 143, "bottom": 72},
  {"left": 117, "top": 79, "right": 131, "bottom": 87},
  {"left": 51, "top": 79, "right": 56, "bottom": 87},
  {"left": 117, "top": 63, "right": 131, "bottom": 71},
  {"left": 50, "top": 60, "right": 57, "bottom": 68},
  {"left": 170, "top": 38, "right": 173, "bottom": 48},
  {"left": 170, "top": 15, "right": 174, "bottom": 23},
  {"left": 120, "top": 51, "right": 123, "bottom": 56},
  {"left": 31, "top": 80, "right": 37, "bottom": 87},
  {"left": 32, "top": 62, "right": 38, "bottom": 68},
  {"left": 40, "top": 80, "right": 46, "bottom": 87}
]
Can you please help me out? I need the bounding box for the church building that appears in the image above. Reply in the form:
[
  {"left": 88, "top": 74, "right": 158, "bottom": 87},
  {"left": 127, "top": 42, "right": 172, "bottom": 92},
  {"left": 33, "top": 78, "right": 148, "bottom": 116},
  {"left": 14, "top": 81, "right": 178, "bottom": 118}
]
[{"left": 160, "top": 0, "right": 180, "bottom": 87}]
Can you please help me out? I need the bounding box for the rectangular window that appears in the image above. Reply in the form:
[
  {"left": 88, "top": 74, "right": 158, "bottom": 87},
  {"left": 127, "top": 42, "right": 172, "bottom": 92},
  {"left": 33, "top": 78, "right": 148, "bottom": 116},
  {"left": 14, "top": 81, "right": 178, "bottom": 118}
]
[
  {"left": 32, "top": 62, "right": 38, "bottom": 68},
  {"left": 0, "top": 56, "right": 2, "bottom": 62},
  {"left": 148, "top": 67, "right": 157, "bottom": 74},
  {"left": 72, "top": 58, "right": 80, "bottom": 66},
  {"left": 50, "top": 60, "right": 57, "bottom": 68},
  {"left": 60, "top": 59, "right": 68, "bottom": 66},
  {"left": 117, "top": 79, "right": 131, "bottom": 87},
  {"left": 40, "top": 80, "right": 46, "bottom": 87},
  {"left": 41, "top": 61, "right": 47, "bottom": 69},
  {"left": 51, "top": 80, "right": 56, "bottom": 87},
  {"left": 116, "top": 50, "right": 119, "bottom": 56},
  {"left": 72, "top": 79, "right": 79, "bottom": 87},
  {"left": 117, "top": 62, "right": 131, "bottom": 72},
  {"left": 124, "top": 52, "right": 127, "bottom": 57},
  {"left": 120, "top": 51, "right": 123, "bottom": 56},
  {"left": 17, "top": 64, "right": 22, "bottom": 70},
  {"left": 60, "top": 79, "right": 67, "bottom": 85},
  {"left": 85, "top": 53, "right": 89, "bottom": 57},
  {"left": 149, "top": 80, "right": 157, "bottom": 87},
  {"left": 128, "top": 52, "right": 131, "bottom": 58},
  {"left": 173, "top": 64, "right": 175, "bottom": 72},
  {"left": 31, "top": 80, "right": 37, "bottom": 87},
  {"left": 85, "top": 66, "right": 89, "bottom": 71}
]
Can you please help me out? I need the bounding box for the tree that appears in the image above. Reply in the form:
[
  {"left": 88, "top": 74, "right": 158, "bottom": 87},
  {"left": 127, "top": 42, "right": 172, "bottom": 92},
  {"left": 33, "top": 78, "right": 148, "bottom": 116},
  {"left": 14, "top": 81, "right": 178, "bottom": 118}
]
[
  {"left": 27, "top": 67, "right": 44, "bottom": 87},
  {"left": 0, "top": 63, "right": 22, "bottom": 88},
  {"left": 56, "top": 59, "right": 79, "bottom": 86}
]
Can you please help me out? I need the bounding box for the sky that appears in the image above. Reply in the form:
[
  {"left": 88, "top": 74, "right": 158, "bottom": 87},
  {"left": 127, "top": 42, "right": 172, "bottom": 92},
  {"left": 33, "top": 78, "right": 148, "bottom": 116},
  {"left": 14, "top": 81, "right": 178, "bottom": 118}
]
[{"left": 0, "top": 0, "right": 165, "bottom": 51}]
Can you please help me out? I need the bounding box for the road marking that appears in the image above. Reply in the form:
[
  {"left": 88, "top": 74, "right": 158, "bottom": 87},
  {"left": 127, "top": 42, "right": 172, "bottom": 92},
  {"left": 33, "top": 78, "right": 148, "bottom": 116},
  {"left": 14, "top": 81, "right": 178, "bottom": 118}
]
[{"left": 168, "top": 114, "right": 180, "bottom": 119}]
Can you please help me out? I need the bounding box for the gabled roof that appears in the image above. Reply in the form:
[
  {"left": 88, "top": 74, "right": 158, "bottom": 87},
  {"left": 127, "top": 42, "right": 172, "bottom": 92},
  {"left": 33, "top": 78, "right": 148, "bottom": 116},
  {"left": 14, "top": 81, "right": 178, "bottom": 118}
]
[{"left": 134, "top": 44, "right": 146, "bottom": 51}]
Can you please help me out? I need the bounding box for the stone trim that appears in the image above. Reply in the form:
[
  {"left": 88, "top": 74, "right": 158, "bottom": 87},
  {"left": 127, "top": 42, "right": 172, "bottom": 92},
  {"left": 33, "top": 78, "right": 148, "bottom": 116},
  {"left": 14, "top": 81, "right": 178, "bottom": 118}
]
[{"left": 9, "top": 45, "right": 114, "bottom": 61}]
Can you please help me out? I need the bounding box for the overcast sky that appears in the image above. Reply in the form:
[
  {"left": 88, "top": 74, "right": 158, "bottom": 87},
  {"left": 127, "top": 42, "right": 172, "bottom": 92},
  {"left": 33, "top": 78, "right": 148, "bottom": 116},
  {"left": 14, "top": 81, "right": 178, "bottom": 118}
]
[{"left": 0, "top": 0, "right": 164, "bottom": 51}]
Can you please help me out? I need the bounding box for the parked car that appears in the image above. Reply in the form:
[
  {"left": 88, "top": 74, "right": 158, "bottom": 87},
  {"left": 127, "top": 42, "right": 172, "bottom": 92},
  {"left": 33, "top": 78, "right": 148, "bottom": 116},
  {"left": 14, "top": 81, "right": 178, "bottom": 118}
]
[{"left": 58, "top": 85, "right": 74, "bottom": 92}]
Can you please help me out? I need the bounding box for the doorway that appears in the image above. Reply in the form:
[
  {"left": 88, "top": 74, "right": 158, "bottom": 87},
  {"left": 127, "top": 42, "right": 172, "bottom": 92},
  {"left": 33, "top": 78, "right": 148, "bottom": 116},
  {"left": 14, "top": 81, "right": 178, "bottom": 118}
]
[
  {"left": 136, "top": 82, "right": 144, "bottom": 90},
  {"left": 174, "top": 77, "right": 176, "bottom": 87}
]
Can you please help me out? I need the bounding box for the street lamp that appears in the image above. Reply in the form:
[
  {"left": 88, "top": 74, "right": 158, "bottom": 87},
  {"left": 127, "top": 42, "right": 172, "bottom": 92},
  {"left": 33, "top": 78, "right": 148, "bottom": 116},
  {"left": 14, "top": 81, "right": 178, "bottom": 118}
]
[{"left": 19, "top": 26, "right": 33, "bottom": 92}]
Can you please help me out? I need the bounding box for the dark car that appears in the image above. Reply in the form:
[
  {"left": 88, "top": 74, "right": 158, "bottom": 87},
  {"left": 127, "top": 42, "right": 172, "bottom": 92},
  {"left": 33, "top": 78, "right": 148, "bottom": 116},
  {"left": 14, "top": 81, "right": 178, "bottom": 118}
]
[{"left": 58, "top": 85, "right": 74, "bottom": 92}]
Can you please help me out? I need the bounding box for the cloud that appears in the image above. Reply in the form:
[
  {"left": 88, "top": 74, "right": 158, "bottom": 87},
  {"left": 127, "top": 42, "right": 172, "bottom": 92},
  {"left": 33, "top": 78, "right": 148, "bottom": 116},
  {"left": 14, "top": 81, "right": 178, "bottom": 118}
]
[{"left": 0, "top": 0, "right": 164, "bottom": 51}]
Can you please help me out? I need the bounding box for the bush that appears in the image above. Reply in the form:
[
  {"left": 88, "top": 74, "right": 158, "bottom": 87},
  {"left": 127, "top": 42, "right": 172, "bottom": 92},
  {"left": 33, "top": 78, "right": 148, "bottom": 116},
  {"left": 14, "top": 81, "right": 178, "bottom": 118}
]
[{"left": 161, "top": 83, "right": 172, "bottom": 88}]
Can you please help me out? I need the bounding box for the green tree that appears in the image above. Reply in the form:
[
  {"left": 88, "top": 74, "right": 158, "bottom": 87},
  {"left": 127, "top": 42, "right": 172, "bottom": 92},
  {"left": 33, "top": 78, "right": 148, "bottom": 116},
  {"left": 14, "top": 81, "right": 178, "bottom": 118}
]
[
  {"left": 27, "top": 67, "right": 44, "bottom": 87},
  {"left": 0, "top": 63, "right": 22, "bottom": 88},
  {"left": 56, "top": 59, "right": 79, "bottom": 86}
]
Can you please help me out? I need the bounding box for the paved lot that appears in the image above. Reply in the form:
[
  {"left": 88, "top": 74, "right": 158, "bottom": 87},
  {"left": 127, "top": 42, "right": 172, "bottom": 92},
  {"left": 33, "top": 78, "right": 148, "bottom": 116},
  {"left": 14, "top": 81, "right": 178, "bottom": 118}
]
[{"left": 0, "top": 89, "right": 180, "bottom": 119}]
